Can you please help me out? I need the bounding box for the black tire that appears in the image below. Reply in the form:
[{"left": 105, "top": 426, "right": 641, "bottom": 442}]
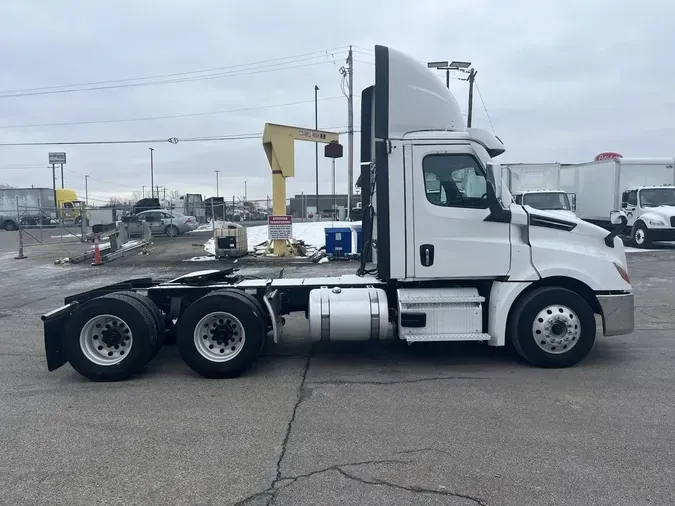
[
  {"left": 165, "top": 225, "right": 180, "bottom": 238},
  {"left": 211, "top": 288, "right": 269, "bottom": 352},
  {"left": 63, "top": 295, "right": 158, "bottom": 381},
  {"left": 177, "top": 291, "right": 266, "bottom": 378},
  {"left": 508, "top": 286, "right": 596, "bottom": 368},
  {"left": 107, "top": 291, "right": 166, "bottom": 351},
  {"left": 2, "top": 221, "right": 18, "bottom": 231},
  {"left": 631, "top": 222, "right": 651, "bottom": 248}
]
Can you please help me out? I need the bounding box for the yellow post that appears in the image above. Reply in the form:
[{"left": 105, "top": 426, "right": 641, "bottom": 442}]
[{"left": 262, "top": 123, "right": 339, "bottom": 256}]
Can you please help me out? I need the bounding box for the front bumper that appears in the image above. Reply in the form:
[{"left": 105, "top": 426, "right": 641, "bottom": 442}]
[{"left": 597, "top": 292, "right": 634, "bottom": 336}]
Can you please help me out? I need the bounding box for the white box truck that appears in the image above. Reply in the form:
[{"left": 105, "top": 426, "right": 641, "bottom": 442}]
[
  {"left": 503, "top": 163, "right": 576, "bottom": 218},
  {"left": 40, "top": 45, "right": 634, "bottom": 383},
  {"left": 560, "top": 157, "right": 675, "bottom": 247}
]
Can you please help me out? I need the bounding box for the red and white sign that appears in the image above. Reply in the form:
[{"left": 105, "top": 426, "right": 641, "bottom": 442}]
[
  {"left": 594, "top": 152, "right": 623, "bottom": 162},
  {"left": 268, "top": 215, "right": 293, "bottom": 240}
]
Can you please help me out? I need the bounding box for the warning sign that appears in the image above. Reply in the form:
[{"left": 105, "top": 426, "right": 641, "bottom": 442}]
[{"left": 268, "top": 215, "right": 293, "bottom": 240}]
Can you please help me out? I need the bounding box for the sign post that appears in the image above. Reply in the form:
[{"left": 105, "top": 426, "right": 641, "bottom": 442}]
[{"left": 49, "top": 152, "right": 67, "bottom": 190}]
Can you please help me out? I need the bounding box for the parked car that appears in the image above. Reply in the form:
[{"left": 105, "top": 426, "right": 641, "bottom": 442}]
[{"left": 122, "top": 210, "right": 198, "bottom": 237}]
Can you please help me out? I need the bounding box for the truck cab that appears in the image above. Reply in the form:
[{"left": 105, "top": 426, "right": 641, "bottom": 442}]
[{"left": 621, "top": 185, "right": 675, "bottom": 246}]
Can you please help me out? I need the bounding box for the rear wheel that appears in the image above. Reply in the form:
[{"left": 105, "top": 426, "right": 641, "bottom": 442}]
[
  {"left": 107, "top": 291, "right": 166, "bottom": 352},
  {"left": 165, "top": 224, "right": 180, "bottom": 237},
  {"left": 508, "top": 286, "right": 596, "bottom": 368},
  {"left": 177, "top": 290, "right": 265, "bottom": 378},
  {"left": 63, "top": 295, "right": 158, "bottom": 381}
]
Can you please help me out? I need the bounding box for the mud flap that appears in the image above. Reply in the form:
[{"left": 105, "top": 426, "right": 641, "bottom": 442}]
[{"left": 41, "top": 302, "right": 79, "bottom": 371}]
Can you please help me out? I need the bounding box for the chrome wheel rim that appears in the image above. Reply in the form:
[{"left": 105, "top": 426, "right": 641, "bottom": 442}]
[
  {"left": 79, "top": 314, "right": 132, "bottom": 366},
  {"left": 193, "top": 312, "right": 245, "bottom": 362},
  {"left": 532, "top": 304, "right": 580, "bottom": 354},
  {"left": 634, "top": 229, "right": 645, "bottom": 244}
]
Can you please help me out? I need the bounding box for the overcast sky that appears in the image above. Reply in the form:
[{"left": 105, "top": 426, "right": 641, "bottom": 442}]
[{"left": 0, "top": 0, "right": 672, "bottom": 205}]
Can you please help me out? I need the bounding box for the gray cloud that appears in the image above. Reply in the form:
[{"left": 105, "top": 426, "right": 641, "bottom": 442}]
[{"left": 0, "top": 0, "right": 672, "bottom": 204}]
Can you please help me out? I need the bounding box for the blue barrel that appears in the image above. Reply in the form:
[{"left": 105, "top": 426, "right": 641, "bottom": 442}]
[{"left": 325, "top": 227, "right": 352, "bottom": 255}]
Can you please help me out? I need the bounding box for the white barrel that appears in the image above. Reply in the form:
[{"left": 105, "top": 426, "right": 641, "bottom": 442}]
[{"left": 308, "top": 286, "right": 390, "bottom": 342}]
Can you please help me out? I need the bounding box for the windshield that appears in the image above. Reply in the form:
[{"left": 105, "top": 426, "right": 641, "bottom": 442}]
[
  {"left": 639, "top": 188, "right": 675, "bottom": 207},
  {"left": 522, "top": 192, "right": 571, "bottom": 210}
]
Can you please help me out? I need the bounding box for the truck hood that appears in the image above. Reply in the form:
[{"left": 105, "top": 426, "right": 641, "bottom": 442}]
[
  {"left": 641, "top": 206, "right": 675, "bottom": 219},
  {"left": 524, "top": 206, "right": 607, "bottom": 239},
  {"left": 522, "top": 206, "right": 630, "bottom": 291}
]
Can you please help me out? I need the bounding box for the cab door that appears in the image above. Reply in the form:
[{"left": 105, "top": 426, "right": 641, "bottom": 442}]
[{"left": 411, "top": 144, "right": 511, "bottom": 279}]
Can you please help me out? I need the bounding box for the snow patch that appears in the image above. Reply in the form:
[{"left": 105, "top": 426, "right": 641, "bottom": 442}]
[{"left": 184, "top": 255, "right": 217, "bottom": 262}]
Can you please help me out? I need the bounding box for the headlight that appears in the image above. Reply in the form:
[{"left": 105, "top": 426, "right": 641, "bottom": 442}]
[
  {"left": 614, "top": 262, "right": 630, "bottom": 284},
  {"left": 647, "top": 219, "right": 665, "bottom": 226}
]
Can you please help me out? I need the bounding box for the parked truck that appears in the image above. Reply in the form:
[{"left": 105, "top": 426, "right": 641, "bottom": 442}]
[
  {"left": 41, "top": 45, "right": 634, "bottom": 383},
  {"left": 0, "top": 187, "right": 57, "bottom": 230},
  {"left": 503, "top": 162, "right": 576, "bottom": 218},
  {"left": 560, "top": 157, "right": 675, "bottom": 247}
]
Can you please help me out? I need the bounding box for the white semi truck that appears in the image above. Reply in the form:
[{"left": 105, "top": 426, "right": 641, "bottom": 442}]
[
  {"left": 503, "top": 162, "right": 576, "bottom": 218},
  {"left": 41, "top": 45, "right": 635, "bottom": 382},
  {"left": 560, "top": 157, "right": 675, "bottom": 247}
]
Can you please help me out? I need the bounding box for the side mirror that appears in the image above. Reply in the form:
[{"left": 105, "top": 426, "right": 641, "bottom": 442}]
[
  {"left": 610, "top": 210, "right": 628, "bottom": 226},
  {"left": 484, "top": 181, "right": 512, "bottom": 223},
  {"left": 569, "top": 193, "right": 577, "bottom": 212}
]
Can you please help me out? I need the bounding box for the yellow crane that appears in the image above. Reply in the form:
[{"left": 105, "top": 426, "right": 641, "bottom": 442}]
[{"left": 262, "top": 123, "right": 340, "bottom": 255}]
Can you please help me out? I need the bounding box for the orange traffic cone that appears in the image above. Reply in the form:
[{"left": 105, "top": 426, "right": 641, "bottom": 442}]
[{"left": 92, "top": 234, "right": 102, "bottom": 266}]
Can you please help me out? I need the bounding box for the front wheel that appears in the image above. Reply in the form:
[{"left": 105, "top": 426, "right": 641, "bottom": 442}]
[
  {"left": 631, "top": 222, "right": 651, "bottom": 248},
  {"left": 508, "top": 286, "right": 596, "bottom": 368}
]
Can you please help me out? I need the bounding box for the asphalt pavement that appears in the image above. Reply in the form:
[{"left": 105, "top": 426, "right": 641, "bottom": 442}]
[{"left": 0, "top": 247, "right": 674, "bottom": 505}]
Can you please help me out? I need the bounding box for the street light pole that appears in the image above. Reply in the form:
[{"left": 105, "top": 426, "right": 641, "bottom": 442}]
[
  {"left": 214, "top": 170, "right": 220, "bottom": 197},
  {"left": 314, "top": 84, "right": 319, "bottom": 214},
  {"left": 149, "top": 148, "right": 155, "bottom": 199},
  {"left": 244, "top": 180, "right": 247, "bottom": 201}
]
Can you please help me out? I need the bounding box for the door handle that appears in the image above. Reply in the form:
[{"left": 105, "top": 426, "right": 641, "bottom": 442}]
[{"left": 420, "top": 244, "right": 434, "bottom": 266}]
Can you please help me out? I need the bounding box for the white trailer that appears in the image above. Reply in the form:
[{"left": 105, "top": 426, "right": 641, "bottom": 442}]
[
  {"left": 560, "top": 157, "right": 675, "bottom": 247},
  {"left": 40, "top": 45, "right": 634, "bottom": 382},
  {"left": 503, "top": 163, "right": 575, "bottom": 218}
]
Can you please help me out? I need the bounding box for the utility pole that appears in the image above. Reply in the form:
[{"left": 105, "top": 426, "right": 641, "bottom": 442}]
[
  {"left": 142, "top": 186, "right": 145, "bottom": 198},
  {"left": 60, "top": 164, "right": 64, "bottom": 188},
  {"left": 314, "top": 84, "right": 319, "bottom": 214},
  {"left": 346, "top": 46, "right": 354, "bottom": 219},
  {"left": 244, "top": 180, "right": 247, "bottom": 201},
  {"left": 85, "top": 175, "right": 89, "bottom": 206},
  {"left": 467, "top": 69, "right": 477, "bottom": 128},
  {"left": 214, "top": 170, "right": 220, "bottom": 197},
  {"left": 149, "top": 148, "right": 155, "bottom": 198}
]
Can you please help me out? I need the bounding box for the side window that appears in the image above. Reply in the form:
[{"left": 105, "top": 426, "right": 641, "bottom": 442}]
[
  {"left": 422, "top": 154, "right": 488, "bottom": 209},
  {"left": 626, "top": 191, "right": 637, "bottom": 206}
]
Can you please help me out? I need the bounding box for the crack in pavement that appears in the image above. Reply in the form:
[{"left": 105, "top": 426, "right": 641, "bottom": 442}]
[
  {"left": 233, "top": 361, "right": 488, "bottom": 505},
  {"left": 234, "top": 351, "right": 313, "bottom": 506},
  {"left": 335, "top": 467, "right": 488, "bottom": 505},
  {"left": 309, "top": 375, "right": 490, "bottom": 386}
]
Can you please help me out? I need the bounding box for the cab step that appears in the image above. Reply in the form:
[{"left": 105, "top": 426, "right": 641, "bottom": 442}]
[{"left": 396, "top": 287, "right": 491, "bottom": 342}]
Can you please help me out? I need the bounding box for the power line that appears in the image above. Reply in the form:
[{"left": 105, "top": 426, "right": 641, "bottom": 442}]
[
  {"left": 0, "top": 125, "right": 357, "bottom": 147},
  {"left": 474, "top": 82, "right": 495, "bottom": 133},
  {"left": 0, "top": 49, "right": 354, "bottom": 99},
  {"left": 0, "top": 96, "right": 345, "bottom": 129}
]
